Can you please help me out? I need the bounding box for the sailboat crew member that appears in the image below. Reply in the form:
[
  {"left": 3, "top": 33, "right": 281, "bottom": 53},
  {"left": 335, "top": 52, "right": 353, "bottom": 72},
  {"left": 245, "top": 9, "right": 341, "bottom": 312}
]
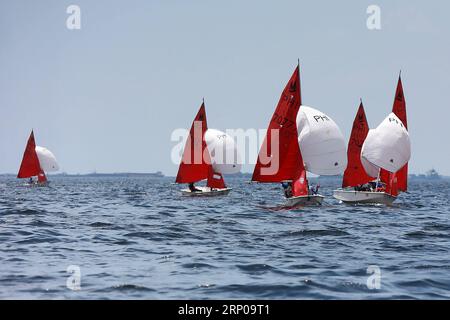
[
  {"left": 188, "top": 183, "right": 201, "bottom": 192},
  {"left": 281, "top": 182, "right": 293, "bottom": 198},
  {"left": 309, "top": 184, "right": 320, "bottom": 195}
]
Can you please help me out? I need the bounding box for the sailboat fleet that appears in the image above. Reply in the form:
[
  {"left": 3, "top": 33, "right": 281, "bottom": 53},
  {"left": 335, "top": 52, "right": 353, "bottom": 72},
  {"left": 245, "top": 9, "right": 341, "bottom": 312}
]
[
  {"left": 15, "top": 62, "right": 411, "bottom": 206},
  {"left": 175, "top": 63, "right": 410, "bottom": 206}
]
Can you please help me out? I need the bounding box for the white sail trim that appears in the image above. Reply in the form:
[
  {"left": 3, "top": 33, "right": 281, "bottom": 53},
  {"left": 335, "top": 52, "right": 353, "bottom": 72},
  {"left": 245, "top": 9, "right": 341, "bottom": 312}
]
[
  {"left": 296, "top": 106, "right": 347, "bottom": 176},
  {"left": 35, "top": 146, "right": 59, "bottom": 173},
  {"left": 361, "top": 113, "right": 411, "bottom": 173}
]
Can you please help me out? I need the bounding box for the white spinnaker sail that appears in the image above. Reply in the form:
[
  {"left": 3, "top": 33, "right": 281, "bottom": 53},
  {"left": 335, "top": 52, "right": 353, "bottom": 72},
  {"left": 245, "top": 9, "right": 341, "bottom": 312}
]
[
  {"left": 360, "top": 156, "right": 379, "bottom": 178},
  {"left": 205, "top": 129, "right": 242, "bottom": 174},
  {"left": 296, "top": 106, "right": 347, "bottom": 175},
  {"left": 361, "top": 113, "right": 411, "bottom": 174},
  {"left": 35, "top": 146, "right": 59, "bottom": 172}
]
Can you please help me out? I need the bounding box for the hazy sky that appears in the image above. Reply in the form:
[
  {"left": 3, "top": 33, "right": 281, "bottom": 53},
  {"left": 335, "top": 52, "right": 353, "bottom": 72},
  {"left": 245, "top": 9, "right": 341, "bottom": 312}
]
[{"left": 1, "top": 0, "right": 449, "bottom": 175}]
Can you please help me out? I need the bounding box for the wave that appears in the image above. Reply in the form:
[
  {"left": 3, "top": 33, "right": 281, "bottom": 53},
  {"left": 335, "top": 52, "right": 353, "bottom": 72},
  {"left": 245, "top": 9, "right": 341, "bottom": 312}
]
[
  {"left": 1, "top": 209, "right": 45, "bottom": 215},
  {"left": 278, "top": 229, "right": 350, "bottom": 238}
]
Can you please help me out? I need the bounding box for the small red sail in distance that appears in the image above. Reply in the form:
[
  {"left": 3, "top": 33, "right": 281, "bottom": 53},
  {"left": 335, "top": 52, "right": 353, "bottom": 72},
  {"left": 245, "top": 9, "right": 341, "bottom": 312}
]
[
  {"left": 342, "top": 102, "right": 373, "bottom": 188},
  {"left": 175, "top": 102, "right": 211, "bottom": 184},
  {"left": 381, "top": 75, "right": 408, "bottom": 192},
  {"left": 17, "top": 131, "right": 42, "bottom": 179},
  {"left": 252, "top": 65, "right": 305, "bottom": 182}
]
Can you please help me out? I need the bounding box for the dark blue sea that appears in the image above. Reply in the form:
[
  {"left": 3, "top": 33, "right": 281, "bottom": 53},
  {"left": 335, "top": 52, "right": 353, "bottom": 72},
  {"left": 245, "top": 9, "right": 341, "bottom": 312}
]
[{"left": 0, "top": 175, "right": 449, "bottom": 299}]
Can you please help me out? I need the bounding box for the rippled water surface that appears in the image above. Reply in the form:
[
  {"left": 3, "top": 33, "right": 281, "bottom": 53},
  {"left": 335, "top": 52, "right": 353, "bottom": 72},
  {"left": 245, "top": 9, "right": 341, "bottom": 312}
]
[{"left": 0, "top": 176, "right": 449, "bottom": 299}]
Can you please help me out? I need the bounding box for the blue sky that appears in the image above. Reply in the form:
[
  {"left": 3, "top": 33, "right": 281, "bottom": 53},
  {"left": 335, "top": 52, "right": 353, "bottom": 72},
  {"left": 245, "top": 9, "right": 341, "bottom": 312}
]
[{"left": 1, "top": 0, "right": 449, "bottom": 175}]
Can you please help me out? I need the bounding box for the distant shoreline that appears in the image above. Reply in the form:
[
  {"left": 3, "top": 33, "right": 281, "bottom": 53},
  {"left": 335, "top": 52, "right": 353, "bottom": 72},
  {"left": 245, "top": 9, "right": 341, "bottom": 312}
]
[
  {"left": 0, "top": 172, "right": 166, "bottom": 178},
  {"left": 0, "top": 172, "right": 448, "bottom": 180}
]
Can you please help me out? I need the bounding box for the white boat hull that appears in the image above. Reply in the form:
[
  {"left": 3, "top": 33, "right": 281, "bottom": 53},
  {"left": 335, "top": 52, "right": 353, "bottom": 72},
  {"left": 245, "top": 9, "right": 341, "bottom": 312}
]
[
  {"left": 24, "top": 181, "right": 49, "bottom": 187},
  {"left": 333, "top": 189, "right": 396, "bottom": 205},
  {"left": 285, "top": 194, "right": 324, "bottom": 207},
  {"left": 181, "top": 186, "right": 232, "bottom": 196}
]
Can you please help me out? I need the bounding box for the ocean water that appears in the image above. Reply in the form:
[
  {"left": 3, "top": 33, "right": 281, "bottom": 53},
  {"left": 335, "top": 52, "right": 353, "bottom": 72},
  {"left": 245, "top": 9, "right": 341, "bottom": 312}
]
[{"left": 0, "top": 175, "right": 449, "bottom": 299}]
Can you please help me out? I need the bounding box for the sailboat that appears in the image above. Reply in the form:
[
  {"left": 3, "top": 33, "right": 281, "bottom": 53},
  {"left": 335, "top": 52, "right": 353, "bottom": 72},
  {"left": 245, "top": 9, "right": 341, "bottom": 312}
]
[
  {"left": 333, "top": 76, "right": 410, "bottom": 204},
  {"left": 290, "top": 106, "right": 347, "bottom": 205},
  {"left": 333, "top": 112, "right": 410, "bottom": 204},
  {"left": 252, "top": 63, "right": 347, "bottom": 206},
  {"left": 176, "top": 101, "right": 241, "bottom": 196},
  {"left": 333, "top": 101, "right": 384, "bottom": 203},
  {"left": 17, "top": 130, "right": 59, "bottom": 185}
]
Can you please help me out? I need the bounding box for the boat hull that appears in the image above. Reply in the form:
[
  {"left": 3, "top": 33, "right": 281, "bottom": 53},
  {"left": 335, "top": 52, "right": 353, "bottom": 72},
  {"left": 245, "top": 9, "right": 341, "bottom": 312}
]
[
  {"left": 333, "top": 189, "right": 396, "bottom": 205},
  {"left": 181, "top": 187, "right": 232, "bottom": 196},
  {"left": 24, "top": 181, "right": 49, "bottom": 187},
  {"left": 285, "top": 194, "right": 324, "bottom": 207}
]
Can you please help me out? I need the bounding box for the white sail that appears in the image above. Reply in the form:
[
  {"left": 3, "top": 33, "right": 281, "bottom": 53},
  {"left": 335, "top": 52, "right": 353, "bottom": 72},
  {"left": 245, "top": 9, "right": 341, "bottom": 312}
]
[
  {"left": 360, "top": 156, "right": 379, "bottom": 178},
  {"left": 35, "top": 146, "right": 59, "bottom": 173},
  {"left": 361, "top": 113, "right": 411, "bottom": 173},
  {"left": 205, "top": 129, "right": 241, "bottom": 174},
  {"left": 296, "top": 106, "right": 347, "bottom": 175}
]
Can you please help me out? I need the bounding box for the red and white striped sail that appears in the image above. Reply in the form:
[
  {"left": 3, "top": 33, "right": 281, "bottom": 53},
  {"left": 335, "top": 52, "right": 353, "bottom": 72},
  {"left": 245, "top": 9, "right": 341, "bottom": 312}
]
[{"left": 342, "top": 102, "right": 374, "bottom": 188}]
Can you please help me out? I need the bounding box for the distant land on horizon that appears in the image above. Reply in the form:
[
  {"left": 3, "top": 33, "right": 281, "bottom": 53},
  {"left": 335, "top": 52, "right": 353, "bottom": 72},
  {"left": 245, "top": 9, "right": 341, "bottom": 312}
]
[{"left": 0, "top": 169, "right": 448, "bottom": 180}]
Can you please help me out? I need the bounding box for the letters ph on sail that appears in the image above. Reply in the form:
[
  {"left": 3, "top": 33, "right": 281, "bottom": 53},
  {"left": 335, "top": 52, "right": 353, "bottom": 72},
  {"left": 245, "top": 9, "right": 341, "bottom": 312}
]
[{"left": 296, "top": 106, "right": 347, "bottom": 176}]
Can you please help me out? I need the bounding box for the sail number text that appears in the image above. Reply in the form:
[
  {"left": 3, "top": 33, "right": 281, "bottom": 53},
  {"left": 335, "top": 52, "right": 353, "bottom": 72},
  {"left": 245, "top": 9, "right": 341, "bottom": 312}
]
[{"left": 271, "top": 112, "right": 296, "bottom": 129}]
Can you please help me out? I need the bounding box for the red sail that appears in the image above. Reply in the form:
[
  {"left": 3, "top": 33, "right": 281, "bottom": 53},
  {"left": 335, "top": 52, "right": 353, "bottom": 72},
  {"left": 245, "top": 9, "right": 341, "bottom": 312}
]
[
  {"left": 206, "top": 167, "right": 226, "bottom": 189},
  {"left": 385, "top": 172, "right": 398, "bottom": 197},
  {"left": 252, "top": 65, "right": 304, "bottom": 182},
  {"left": 38, "top": 171, "right": 48, "bottom": 183},
  {"left": 342, "top": 102, "right": 373, "bottom": 188},
  {"left": 381, "top": 76, "right": 408, "bottom": 191},
  {"left": 292, "top": 169, "right": 308, "bottom": 196},
  {"left": 392, "top": 76, "right": 407, "bottom": 129},
  {"left": 17, "top": 131, "right": 42, "bottom": 179},
  {"left": 175, "top": 103, "right": 210, "bottom": 184}
]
